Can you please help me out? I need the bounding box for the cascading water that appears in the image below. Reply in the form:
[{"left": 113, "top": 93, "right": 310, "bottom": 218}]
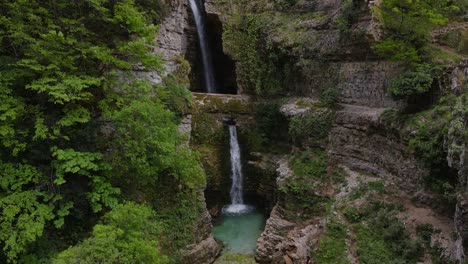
[
  {"left": 213, "top": 121, "right": 265, "bottom": 255},
  {"left": 187, "top": 0, "right": 216, "bottom": 93},
  {"left": 223, "top": 125, "right": 251, "bottom": 214}
]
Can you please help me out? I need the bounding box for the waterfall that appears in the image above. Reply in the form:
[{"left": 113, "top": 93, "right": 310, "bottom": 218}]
[
  {"left": 187, "top": 0, "right": 216, "bottom": 93},
  {"left": 224, "top": 125, "right": 251, "bottom": 214},
  {"left": 229, "top": 125, "right": 244, "bottom": 205}
]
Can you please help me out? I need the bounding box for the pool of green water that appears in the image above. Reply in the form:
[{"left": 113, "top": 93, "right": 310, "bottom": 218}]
[{"left": 213, "top": 210, "right": 266, "bottom": 254}]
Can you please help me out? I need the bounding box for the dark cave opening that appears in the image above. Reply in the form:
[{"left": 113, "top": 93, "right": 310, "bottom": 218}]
[{"left": 185, "top": 8, "right": 238, "bottom": 94}]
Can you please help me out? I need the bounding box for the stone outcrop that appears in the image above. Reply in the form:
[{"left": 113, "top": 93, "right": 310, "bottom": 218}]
[
  {"left": 448, "top": 60, "right": 468, "bottom": 261},
  {"left": 328, "top": 104, "right": 429, "bottom": 194},
  {"left": 154, "top": 0, "right": 191, "bottom": 75},
  {"left": 181, "top": 205, "right": 221, "bottom": 264},
  {"left": 256, "top": 158, "right": 323, "bottom": 264},
  {"left": 256, "top": 205, "right": 322, "bottom": 264},
  {"left": 192, "top": 93, "right": 253, "bottom": 114},
  {"left": 133, "top": 0, "right": 194, "bottom": 85}
]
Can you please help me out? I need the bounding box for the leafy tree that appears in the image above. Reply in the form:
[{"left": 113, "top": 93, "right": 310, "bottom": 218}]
[
  {"left": 101, "top": 79, "right": 205, "bottom": 190},
  {"left": 54, "top": 202, "right": 169, "bottom": 264},
  {"left": 0, "top": 163, "right": 72, "bottom": 261},
  {"left": 0, "top": 0, "right": 174, "bottom": 261},
  {"left": 373, "top": 0, "right": 458, "bottom": 64},
  {"left": 390, "top": 64, "right": 440, "bottom": 99}
]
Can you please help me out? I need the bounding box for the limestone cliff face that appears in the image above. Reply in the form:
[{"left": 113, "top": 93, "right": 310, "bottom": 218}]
[
  {"left": 154, "top": 0, "right": 191, "bottom": 75},
  {"left": 328, "top": 105, "right": 429, "bottom": 196},
  {"left": 448, "top": 60, "right": 468, "bottom": 261},
  {"left": 255, "top": 157, "right": 322, "bottom": 264},
  {"left": 154, "top": 2, "right": 221, "bottom": 263}
]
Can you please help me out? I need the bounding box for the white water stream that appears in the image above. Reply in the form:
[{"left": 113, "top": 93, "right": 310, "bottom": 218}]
[
  {"left": 223, "top": 125, "right": 252, "bottom": 214},
  {"left": 187, "top": 0, "right": 217, "bottom": 93}
]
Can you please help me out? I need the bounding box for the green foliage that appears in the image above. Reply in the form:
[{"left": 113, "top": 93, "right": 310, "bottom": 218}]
[
  {"left": 393, "top": 94, "right": 464, "bottom": 202},
  {"left": 0, "top": 190, "right": 55, "bottom": 261},
  {"left": 441, "top": 31, "right": 468, "bottom": 54},
  {"left": 103, "top": 80, "right": 205, "bottom": 190},
  {"left": 337, "top": 0, "right": 360, "bottom": 33},
  {"left": 350, "top": 201, "right": 423, "bottom": 264},
  {"left": 279, "top": 150, "right": 336, "bottom": 220},
  {"left": 373, "top": 0, "right": 457, "bottom": 64},
  {"left": 54, "top": 202, "right": 169, "bottom": 264},
  {"left": 408, "top": 125, "right": 446, "bottom": 166},
  {"left": 353, "top": 224, "right": 395, "bottom": 264},
  {"left": 405, "top": 95, "right": 455, "bottom": 167},
  {"left": 0, "top": 0, "right": 205, "bottom": 262},
  {"left": 288, "top": 108, "right": 334, "bottom": 144},
  {"left": 151, "top": 178, "right": 204, "bottom": 256},
  {"left": 343, "top": 206, "right": 361, "bottom": 223},
  {"left": 249, "top": 102, "right": 288, "bottom": 151},
  {"left": 51, "top": 148, "right": 120, "bottom": 213},
  {"left": 192, "top": 113, "right": 225, "bottom": 144},
  {"left": 224, "top": 14, "right": 287, "bottom": 96},
  {"left": 256, "top": 103, "right": 286, "bottom": 141},
  {"left": 373, "top": 39, "right": 420, "bottom": 65},
  {"left": 289, "top": 150, "right": 329, "bottom": 183},
  {"left": 416, "top": 224, "right": 436, "bottom": 246},
  {"left": 0, "top": 162, "right": 73, "bottom": 262},
  {"left": 314, "top": 222, "right": 350, "bottom": 264},
  {"left": 348, "top": 180, "right": 387, "bottom": 201},
  {"left": 390, "top": 64, "right": 440, "bottom": 99},
  {"left": 319, "top": 87, "right": 340, "bottom": 107}
]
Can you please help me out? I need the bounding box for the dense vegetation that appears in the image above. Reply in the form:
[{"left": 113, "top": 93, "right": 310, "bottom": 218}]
[
  {"left": 0, "top": 0, "right": 465, "bottom": 262},
  {"left": 0, "top": 0, "right": 204, "bottom": 262},
  {"left": 373, "top": 0, "right": 458, "bottom": 64}
]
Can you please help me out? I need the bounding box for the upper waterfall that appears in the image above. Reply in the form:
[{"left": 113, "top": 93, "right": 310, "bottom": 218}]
[{"left": 187, "top": 0, "right": 217, "bottom": 93}]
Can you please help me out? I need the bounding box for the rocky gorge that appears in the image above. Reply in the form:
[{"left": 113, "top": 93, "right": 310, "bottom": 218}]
[
  {"left": 152, "top": 0, "right": 467, "bottom": 263},
  {"left": 3, "top": 0, "right": 467, "bottom": 263}
]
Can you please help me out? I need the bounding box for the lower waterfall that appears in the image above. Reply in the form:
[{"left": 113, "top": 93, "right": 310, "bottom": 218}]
[
  {"left": 223, "top": 125, "right": 252, "bottom": 214},
  {"left": 213, "top": 122, "right": 265, "bottom": 256}
]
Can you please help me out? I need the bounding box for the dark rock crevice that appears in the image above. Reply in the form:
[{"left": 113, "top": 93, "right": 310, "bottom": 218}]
[{"left": 185, "top": 5, "right": 237, "bottom": 94}]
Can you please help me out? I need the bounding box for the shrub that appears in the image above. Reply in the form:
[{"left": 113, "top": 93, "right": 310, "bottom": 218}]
[
  {"left": 319, "top": 87, "right": 340, "bottom": 107},
  {"left": 289, "top": 150, "right": 328, "bottom": 182},
  {"left": 390, "top": 64, "right": 440, "bottom": 99},
  {"left": 373, "top": 0, "right": 457, "bottom": 64},
  {"left": 337, "top": 0, "right": 360, "bottom": 33},
  {"left": 54, "top": 203, "right": 169, "bottom": 264},
  {"left": 255, "top": 102, "right": 288, "bottom": 143},
  {"left": 373, "top": 39, "right": 420, "bottom": 65},
  {"left": 354, "top": 224, "right": 394, "bottom": 264},
  {"left": 314, "top": 222, "right": 350, "bottom": 264},
  {"left": 288, "top": 108, "right": 334, "bottom": 144},
  {"left": 416, "top": 224, "right": 435, "bottom": 246},
  {"left": 224, "top": 14, "right": 287, "bottom": 96},
  {"left": 343, "top": 206, "right": 361, "bottom": 223},
  {"left": 351, "top": 201, "right": 423, "bottom": 264}
]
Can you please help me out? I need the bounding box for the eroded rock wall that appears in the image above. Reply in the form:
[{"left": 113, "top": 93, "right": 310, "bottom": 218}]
[{"left": 155, "top": 2, "right": 221, "bottom": 263}]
